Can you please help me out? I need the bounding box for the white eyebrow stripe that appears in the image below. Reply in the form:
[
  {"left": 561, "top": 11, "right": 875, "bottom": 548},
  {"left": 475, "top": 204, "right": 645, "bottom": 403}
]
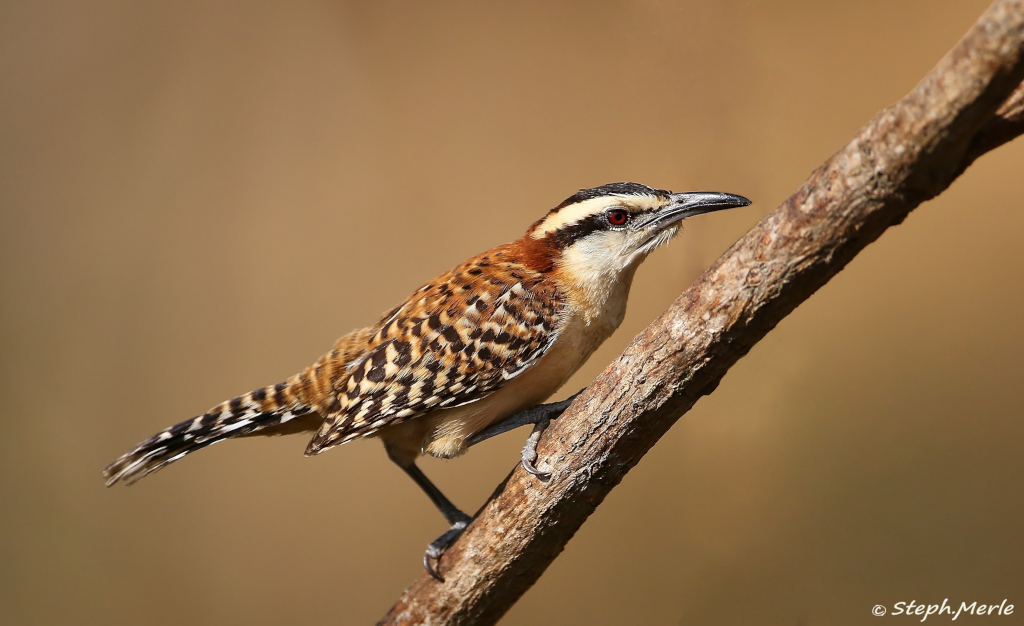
[{"left": 529, "top": 194, "right": 663, "bottom": 239}]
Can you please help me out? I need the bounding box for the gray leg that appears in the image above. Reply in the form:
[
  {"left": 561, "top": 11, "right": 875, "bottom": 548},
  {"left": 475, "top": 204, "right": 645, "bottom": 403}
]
[
  {"left": 386, "top": 447, "right": 471, "bottom": 582},
  {"left": 468, "top": 390, "right": 582, "bottom": 479}
]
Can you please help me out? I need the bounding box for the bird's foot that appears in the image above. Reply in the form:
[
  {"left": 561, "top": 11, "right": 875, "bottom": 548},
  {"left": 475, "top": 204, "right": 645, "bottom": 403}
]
[
  {"left": 518, "top": 390, "right": 583, "bottom": 479},
  {"left": 521, "top": 417, "right": 551, "bottom": 479},
  {"left": 423, "top": 512, "right": 472, "bottom": 582}
]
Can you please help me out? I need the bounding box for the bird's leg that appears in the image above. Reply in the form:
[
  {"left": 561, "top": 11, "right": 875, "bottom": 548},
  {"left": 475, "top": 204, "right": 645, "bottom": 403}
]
[
  {"left": 467, "top": 390, "right": 582, "bottom": 445},
  {"left": 386, "top": 449, "right": 471, "bottom": 582},
  {"left": 467, "top": 390, "right": 582, "bottom": 479},
  {"left": 384, "top": 391, "right": 582, "bottom": 580}
]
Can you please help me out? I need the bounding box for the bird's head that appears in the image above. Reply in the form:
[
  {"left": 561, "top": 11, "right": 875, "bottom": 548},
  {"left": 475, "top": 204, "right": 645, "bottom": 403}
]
[{"left": 527, "top": 182, "right": 750, "bottom": 284}]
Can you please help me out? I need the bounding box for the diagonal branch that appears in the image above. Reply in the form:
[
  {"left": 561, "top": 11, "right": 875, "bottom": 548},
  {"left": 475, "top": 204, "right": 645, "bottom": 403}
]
[{"left": 381, "top": 1, "right": 1024, "bottom": 624}]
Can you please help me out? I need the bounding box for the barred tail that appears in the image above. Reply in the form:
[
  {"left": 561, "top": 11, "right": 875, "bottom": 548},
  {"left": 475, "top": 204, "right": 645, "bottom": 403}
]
[{"left": 103, "top": 379, "right": 315, "bottom": 487}]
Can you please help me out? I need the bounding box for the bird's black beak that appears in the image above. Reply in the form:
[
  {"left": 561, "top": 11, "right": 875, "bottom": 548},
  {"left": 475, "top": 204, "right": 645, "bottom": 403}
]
[{"left": 643, "top": 191, "right": 751, "bottom": 230}]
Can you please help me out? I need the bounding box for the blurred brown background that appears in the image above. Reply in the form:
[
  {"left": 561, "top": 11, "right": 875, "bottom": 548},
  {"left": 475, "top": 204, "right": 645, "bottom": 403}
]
[{"left": 2, "top": 1, "right": 1021, "bottom": 624}]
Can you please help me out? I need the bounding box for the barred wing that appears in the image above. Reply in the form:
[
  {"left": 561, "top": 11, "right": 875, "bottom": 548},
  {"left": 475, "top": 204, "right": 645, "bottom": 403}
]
[{"left": 305, "top": 249, "right": 564, "bottom": 454}]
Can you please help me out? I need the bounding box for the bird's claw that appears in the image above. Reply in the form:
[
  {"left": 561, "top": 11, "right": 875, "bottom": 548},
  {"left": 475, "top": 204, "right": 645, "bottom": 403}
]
[
  {"left": 521, "top": 455, "right": 551, "bottom": 479},
  {"left": 520, "top": 417, "right": 551, "bottom": 480},
  {"left": 423, "top": 549, "right": 444, "bottom": 582},
  {"left": 423, "top": 517, "right": 469, "bottom": 582}
]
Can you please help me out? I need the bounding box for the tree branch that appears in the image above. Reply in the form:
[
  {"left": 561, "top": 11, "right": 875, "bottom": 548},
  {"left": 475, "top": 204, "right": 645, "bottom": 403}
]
[{"left": 381, "top": 2, "right": 1024, "bottom": 624}]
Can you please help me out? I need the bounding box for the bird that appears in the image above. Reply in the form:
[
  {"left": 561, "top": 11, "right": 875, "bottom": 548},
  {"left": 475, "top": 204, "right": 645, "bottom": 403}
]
[{"left": 103, "top": 182, "right": 750, "bottom": 580}]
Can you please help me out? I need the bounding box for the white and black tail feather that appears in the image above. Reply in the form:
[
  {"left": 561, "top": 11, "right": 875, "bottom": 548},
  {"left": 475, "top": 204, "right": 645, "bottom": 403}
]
[{"left": 103, "top": 383, "right": 312, "bottom": 486}]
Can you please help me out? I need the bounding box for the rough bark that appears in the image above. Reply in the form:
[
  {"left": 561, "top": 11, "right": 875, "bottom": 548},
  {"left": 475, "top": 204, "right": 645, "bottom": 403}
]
[{"left": 381, "top": 2, "right": 1024, "bottom": 624}]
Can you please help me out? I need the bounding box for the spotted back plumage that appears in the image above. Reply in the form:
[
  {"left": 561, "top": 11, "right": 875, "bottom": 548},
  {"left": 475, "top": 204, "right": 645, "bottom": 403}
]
[
  {"left": 103, "top": 240, "right": 565, "bottom": 485},
  {"left": 305, "top": 242, "right": 565, "bottom": 454}
]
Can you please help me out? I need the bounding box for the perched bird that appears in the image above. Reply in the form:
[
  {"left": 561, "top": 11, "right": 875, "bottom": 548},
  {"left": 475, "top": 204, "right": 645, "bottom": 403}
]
[{"left": 104, "top": 182, "right": 749, "bottom": 580}]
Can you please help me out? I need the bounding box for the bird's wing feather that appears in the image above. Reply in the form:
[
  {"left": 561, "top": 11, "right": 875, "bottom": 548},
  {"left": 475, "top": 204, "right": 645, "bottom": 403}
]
[{"left": 305, "top": 249, "right": 564, "bottom": 454}]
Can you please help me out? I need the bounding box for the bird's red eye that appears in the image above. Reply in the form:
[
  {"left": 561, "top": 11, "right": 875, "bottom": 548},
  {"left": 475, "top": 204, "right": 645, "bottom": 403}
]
[{"left": 607, "top": 209, "right": 629, "bottom": 226}]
